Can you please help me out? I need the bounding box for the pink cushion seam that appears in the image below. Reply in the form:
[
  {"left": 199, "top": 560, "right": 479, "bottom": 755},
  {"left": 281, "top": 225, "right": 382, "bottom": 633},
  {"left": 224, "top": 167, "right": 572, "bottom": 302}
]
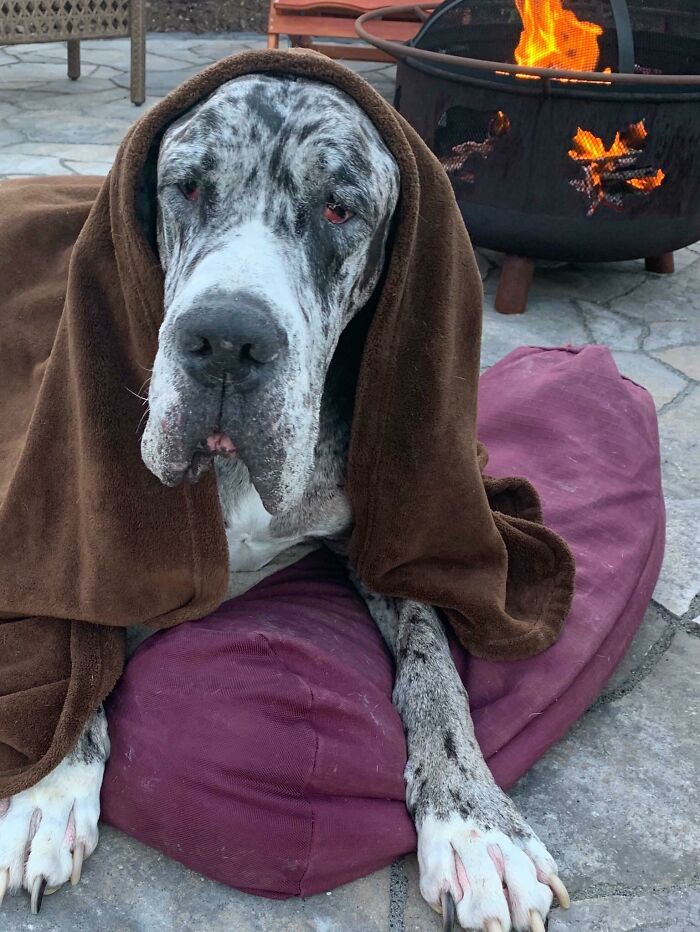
[{"left": 258, "top": 632, "right": 319, "bottom": 897}]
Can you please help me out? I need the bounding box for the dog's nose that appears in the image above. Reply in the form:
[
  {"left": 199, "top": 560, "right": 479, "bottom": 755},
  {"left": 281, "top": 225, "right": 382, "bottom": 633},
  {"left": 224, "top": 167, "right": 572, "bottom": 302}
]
[{"left": 175, "top": 290, "right": 287, "bottom": 387}]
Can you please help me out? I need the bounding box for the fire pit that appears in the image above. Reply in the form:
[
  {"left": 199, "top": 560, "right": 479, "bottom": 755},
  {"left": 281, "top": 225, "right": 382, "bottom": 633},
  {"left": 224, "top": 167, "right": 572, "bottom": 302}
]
[{"left": 356, "top": 0, "right": 700, "bottom": 312}]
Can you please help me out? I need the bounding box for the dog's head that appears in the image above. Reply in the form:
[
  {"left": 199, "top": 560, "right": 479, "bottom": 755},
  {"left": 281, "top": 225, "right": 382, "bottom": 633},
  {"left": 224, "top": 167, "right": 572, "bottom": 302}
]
[{"left": 141, "top": 73, "right": 400, "bottom": 512}]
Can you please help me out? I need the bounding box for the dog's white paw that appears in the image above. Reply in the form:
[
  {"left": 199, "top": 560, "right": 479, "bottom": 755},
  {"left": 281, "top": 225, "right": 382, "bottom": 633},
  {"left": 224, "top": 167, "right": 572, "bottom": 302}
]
[
  {"left": 0, "top": 754, "right": 103, "bottom": 913},
  {"left": 418, "top": 813, "right": 569, "bottom": 931}
]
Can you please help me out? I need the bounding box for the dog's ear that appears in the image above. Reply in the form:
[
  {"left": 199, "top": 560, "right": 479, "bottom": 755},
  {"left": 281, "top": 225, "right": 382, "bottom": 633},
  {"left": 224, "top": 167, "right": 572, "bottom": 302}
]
[{"left": 135, "top": 135, "right": 162, "bottom": 256}]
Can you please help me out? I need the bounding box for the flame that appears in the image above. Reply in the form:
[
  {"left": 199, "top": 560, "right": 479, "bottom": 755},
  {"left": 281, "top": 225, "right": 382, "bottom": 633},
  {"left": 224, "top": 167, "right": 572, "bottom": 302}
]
[
  {"left": 627, "top": 169, "right": 666, "bottom": 191},
  {"left": 513, "top": 0, "right": 611, "bottom": 79},
  {"left": 490, "top": 110, "right": 511, "bottom": 136},
  {"left": 568, "top": 122, "right": 647, "bottom": 161},
  {"left": 567, "top": 120, "right": 666, "bottom": 215}
]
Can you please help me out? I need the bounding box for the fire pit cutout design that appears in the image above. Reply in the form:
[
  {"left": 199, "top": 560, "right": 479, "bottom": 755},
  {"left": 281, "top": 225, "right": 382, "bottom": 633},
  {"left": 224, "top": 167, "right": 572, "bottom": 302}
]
[
  {"left": 568, "top": 120, "right": 666, "bottom": 216},
  {"left": 438, "top": 107, "right": 511, "bottom": 184},
  {"left": 356, "top": 0, "right": 700, "bottom": 313}
]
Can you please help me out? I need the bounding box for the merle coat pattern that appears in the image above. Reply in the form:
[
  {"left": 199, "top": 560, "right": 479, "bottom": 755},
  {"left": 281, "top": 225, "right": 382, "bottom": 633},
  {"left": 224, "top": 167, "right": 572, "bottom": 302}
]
[{"left": 0, "top": 74, "right": 569, "bottom": 931}]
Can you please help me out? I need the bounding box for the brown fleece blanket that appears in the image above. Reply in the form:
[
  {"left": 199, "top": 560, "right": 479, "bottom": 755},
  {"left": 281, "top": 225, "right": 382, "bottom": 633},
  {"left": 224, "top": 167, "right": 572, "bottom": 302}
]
[{"left": 0, "top": 49, "right": 574, "bottom": 798}]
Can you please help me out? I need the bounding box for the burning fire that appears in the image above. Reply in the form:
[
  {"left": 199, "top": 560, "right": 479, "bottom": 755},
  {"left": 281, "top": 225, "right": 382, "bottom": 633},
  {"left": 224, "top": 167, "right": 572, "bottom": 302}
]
[
  {"left": 514, "top": 0, "right": 604, "bottom": 72},
  {"left": 568, "top": 120, "right": 666, "bottom": 215},
  {"left": 627, "top": 171, "right": 666, "bottom": 191},
  {"left": 507, "top": 0, "right": 612, "bottom": 81},
  {"left": 569, "top": 120, "right": 648, "bottom": 159}
]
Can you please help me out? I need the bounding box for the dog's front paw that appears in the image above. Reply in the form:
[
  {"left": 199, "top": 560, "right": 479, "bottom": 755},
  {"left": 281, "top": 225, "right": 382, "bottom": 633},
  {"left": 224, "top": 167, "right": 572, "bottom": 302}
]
[
  {"left": 0, "top": 751, "right": 104, "bottom": 913},
  {"left": 418, "top": 812, "right": 569, "bottom": 931}
]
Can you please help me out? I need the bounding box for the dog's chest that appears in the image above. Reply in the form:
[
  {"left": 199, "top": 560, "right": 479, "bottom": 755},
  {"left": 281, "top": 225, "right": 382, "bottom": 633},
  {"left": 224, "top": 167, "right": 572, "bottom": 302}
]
[
  {"left": 214, "top": 456, "right": 352, "bottom": 579},
  {"left": 218, "top": 479, "right": 305, "bottom": 572}
]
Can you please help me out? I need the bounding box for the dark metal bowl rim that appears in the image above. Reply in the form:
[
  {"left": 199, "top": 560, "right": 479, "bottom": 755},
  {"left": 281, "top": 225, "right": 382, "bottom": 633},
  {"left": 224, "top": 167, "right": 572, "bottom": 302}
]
[{"left": 355, "top": 3, "right": 700, "bottom": 86}]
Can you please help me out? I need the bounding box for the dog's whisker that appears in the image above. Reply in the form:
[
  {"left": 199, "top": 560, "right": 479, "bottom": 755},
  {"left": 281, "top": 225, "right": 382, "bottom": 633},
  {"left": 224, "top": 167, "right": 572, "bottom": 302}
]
[
  {"left": 124, "top": 385, "right": 149, "bottom": 404},
  {"left": 136, "top": 407, "right": 150, "bottom": 436}
]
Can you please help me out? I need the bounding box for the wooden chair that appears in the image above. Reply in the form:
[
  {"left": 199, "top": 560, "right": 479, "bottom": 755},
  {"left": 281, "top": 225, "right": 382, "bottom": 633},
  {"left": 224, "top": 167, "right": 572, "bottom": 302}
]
[
  {"left": 267, "top": 0, "right": 421, "bottom": 62},
  {"left": 0, "top": 0, "right": 146, "bottom": 104}
]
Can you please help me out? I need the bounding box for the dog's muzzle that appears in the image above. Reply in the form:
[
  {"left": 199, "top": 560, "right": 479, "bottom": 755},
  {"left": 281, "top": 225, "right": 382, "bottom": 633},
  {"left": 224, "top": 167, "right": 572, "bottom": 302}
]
[
  {"left": 174, "top": 289, "right": 288, "bottom": 390},
  {"left": 144, "top": 286, "right": 296, "bottom": 504}
]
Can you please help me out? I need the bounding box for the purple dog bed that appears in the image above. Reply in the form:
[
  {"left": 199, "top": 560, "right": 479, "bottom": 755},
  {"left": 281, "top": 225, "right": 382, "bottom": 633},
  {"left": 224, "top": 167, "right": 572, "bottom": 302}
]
[{"left": 101, "top": 345, "right": 664, "bottom": 897}]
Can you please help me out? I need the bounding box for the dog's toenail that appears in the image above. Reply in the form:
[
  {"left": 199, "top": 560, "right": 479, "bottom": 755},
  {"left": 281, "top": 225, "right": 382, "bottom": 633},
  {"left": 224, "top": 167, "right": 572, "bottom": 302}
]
[
  {"left": 71, "top": 843, "right": 85, "bottom": 886},
  {"left": 30, "top": 876, "right": 47, "bottom": 914},
  {"left": 441, "top": 890, "right": 456, "bottom": 931},
  {"left": 548, "top": 873, "right": 570, "bottom": 908}
]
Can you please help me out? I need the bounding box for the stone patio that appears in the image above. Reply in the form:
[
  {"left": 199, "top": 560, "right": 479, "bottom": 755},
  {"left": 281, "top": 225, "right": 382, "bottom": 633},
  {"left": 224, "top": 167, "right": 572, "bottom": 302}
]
[{"left": 1, "top": 34, "right": 699, "bottom": 932}]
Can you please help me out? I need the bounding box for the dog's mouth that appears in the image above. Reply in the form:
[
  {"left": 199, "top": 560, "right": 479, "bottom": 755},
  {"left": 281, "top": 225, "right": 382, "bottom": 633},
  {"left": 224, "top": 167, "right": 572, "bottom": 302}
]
[
  {"left": 142, "top": 371, "right": 306, "bottom": 514},
  {"left": 183, "top": 431, "right": 237, "bottom": 484}
]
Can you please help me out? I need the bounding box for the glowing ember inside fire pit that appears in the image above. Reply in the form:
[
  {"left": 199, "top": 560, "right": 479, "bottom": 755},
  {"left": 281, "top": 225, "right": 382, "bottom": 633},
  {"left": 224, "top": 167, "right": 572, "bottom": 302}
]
[
  {"left": 568, "top": 120, "right": 666, "bottom": 215},
  {"left": 439, "top": 110, "right": 511, "bottom": 183}
]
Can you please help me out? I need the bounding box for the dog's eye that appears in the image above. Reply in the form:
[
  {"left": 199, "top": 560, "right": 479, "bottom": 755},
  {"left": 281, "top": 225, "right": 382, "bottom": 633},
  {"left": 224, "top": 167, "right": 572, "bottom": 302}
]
[
  {"left": 323, "top": 202, "right": 354, "bottom": 225},
  {"left": 178, "top": 179, "right": 200, "bottom": 203}
]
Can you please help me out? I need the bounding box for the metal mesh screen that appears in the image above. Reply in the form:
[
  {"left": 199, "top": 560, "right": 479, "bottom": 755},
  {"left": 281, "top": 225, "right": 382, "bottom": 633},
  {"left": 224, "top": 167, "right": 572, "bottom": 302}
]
[{"left": 411, "top": 0, "right": 700, "bottom": 75}]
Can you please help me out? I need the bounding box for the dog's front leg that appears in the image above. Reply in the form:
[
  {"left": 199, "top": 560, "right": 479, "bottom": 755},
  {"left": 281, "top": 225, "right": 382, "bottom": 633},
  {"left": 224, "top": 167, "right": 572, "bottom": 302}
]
[
  {"left": 0, "top": 707, "right": 108, "bottom": 914},
  {"left": 360, "top": 587, "right": 569, "bottom": 931}
]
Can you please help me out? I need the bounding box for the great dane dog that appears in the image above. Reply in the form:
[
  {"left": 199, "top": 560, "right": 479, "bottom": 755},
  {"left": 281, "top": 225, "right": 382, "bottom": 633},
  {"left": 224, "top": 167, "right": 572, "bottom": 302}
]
[{"left": 0, "top": 73, "right": 569, "bottom": 930}]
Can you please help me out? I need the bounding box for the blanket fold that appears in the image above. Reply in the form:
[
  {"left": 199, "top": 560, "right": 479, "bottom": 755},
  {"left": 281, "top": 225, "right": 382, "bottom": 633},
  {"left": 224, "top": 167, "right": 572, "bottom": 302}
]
[{"left": 0, "top": 49, "right": 574, "bottom": 797}]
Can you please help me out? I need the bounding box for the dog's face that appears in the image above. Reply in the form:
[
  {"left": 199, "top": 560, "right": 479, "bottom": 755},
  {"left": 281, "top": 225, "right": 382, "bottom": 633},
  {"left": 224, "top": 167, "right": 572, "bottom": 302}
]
[{"left": 141, "top": 73, "right": 400, "bottom": 512}]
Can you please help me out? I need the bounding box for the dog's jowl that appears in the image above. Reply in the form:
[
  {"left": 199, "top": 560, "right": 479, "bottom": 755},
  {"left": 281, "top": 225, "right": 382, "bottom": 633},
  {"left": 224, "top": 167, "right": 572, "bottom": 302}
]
[{"left": 0, "top": 68, "right": 569, "bottom": 931}]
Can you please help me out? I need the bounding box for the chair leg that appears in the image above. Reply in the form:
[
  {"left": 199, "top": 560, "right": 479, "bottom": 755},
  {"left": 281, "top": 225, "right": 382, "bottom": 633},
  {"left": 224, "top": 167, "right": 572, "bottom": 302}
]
[
  {"left": 67, "top": 39, "right": 80, "bottom": 80},
  {"left": 130, "top": 0, "right": 146, "bottom": 105},
  {"left": 267, "top": 33, "right": 280, "bottom": 49}
]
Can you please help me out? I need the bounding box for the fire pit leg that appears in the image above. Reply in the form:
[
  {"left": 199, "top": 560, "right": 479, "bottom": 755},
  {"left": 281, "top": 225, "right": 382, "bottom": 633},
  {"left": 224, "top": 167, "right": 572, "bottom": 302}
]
[
  {"left": 495, "top": 255, "right": 535, "bottom": 315},
  {"left": 645, "top": 253, "right": 675, "bottom": 274}
]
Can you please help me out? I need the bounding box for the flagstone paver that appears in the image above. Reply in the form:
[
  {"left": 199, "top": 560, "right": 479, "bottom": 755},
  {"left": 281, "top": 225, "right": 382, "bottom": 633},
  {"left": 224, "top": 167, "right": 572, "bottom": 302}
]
[{"left": 1, "top": 33, "right": 698, "bottom": 932}]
